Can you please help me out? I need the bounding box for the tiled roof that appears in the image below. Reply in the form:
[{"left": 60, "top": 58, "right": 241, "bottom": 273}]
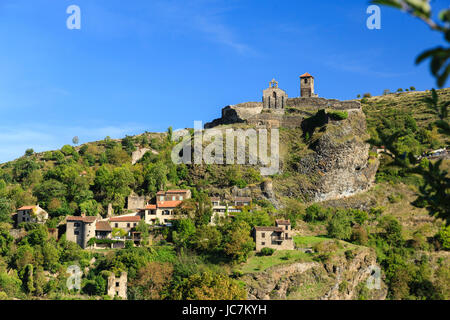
[
  {"left": 67, "top": 216, "right": 97, "bottom": 223},
  {"left": 166, "top": 190, "right": 189, "bottom": 194},
  {"left": 255, "top": 226, "right": 283, "bottom": 232},
  {"left": 144, "top": 204, "right": 157, "bottom": 210},
  {"left": 17, "top": 206, "right": 36, "bottom": 211},
  {"left": 300, "top": 72, "right": 313, "bottom": 78},
  {"left": 276, "top": 219, "right": 291, "bottom": 225},
  {"left": 157, "top": 200, "right": 182, "bottom": 208},
  {"left": 96, "top": 221, "right": 112, "bottom": 232},
  {"left": 109, "top": 215, "right": 141, "bottom": 222}
]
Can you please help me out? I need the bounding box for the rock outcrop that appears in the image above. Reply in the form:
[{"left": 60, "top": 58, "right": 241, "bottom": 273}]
[
  {"left": 242, "top": 246, "right": 387, "bottom": 300},
  {"left": 293, "top": 109, "right": 378, "bottom": 202}
]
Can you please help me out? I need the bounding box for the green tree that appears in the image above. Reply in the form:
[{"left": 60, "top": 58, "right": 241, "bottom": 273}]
[
  {"left": 327, "top": 210, "right": 352, "bottom": 240},
  {"left": 222, "top": 220, "right": 254, "bottom": 263}
]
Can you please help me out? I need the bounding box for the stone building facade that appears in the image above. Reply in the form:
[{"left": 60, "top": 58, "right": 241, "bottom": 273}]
[
  {"left": 262, "top": 79, "right": 288, "bottom": 110},
  {"left": 66, "top": 215, "right": 97, "bottom": 249},
  {"left": 254, "top": 220, "right": 295, "bottom": 251},
  {"left": 16, "top": 205, "right": 48, "bottom": 226},
  {"left": 107, "top": 272, "right": 127, "bottom": 300}
]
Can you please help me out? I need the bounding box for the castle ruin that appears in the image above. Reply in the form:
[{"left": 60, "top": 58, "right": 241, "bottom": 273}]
[{"left": 205, "top": 73, "right": 360, "bottom": 129}]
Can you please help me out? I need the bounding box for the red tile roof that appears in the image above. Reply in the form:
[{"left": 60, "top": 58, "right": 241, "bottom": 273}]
[
  {"left": 144, "top": 204, "right": 157, "bottom": 210},
  {"left": 300, "top": 72, "right": 313, "bottom": 78},
  {"left": 67, "top": 216, "right": 97, "bottom": 223},
  {"left": 17, "top": 206, "right": 36, "bottom": 211},
  {"left": 109, "top": 215, "right": 141, "bottom": 222},
  {"left": 157, "top": 200, "right": 182, "bottom": 208},
  {"left": 96, "top": 221, "right": 112, "bottom": 232}
]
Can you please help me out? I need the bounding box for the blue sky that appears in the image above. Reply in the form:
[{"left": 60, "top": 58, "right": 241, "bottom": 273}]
[{"left": 0, "top": 0, "right": 448, "bottom": 163}]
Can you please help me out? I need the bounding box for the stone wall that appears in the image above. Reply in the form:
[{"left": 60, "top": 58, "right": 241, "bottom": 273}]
[
  {"left": 205, "top": 98, "right": 360, "bottom": 129},
  {"left": 126, "top": 194, "right": 147, "bottom": 210},
  {"left": 108, "top": 272, "right": 127, "bottom": 300},
  {"left": 286, "top": 97, "right": 361, "bottom": 110}
]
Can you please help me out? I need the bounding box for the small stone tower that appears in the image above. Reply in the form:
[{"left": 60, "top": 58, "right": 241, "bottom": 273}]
[
  {"left": 262, "top": 79, "right": 288, "bottom": 109},
  {"left": 107, "top": 272, "right": 127, "bottom": 300},
  {"left": 300, "top": 73, "right": 317, "bottom": 98}
]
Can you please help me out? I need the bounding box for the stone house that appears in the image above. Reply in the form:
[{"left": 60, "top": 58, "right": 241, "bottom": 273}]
[
  {"left": 253, "top": 220, "right": 295, "bottom": 252},
  {"left": 139, "top": 189, "right": 192, "bottom": 226},
  {"left": 109, "top": 215, "right": 141, "bottom": 236},
  {"left": 66, "top": 215, "right": 98, "bottom": 249},
  {"left": 95, "top": 221, "right": 112, "bottom": 240},
  {"left": 156, "top": 189, "right": 191, "bottom": 202},
  {"left": 209, "top": 196, "right": 252, "bottom": 225},
  {"left": 232, "top": 196, "right": 252, "bottom": 207},
  {"left": 16, "top": 205, "right": 48, "bottom": 226}
]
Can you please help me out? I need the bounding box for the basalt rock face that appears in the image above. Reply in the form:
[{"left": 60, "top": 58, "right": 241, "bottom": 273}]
[
  {"left": 243, "top": 247, "right": 387, "bottom": 300},
  {"left": 293, "top": 109, "right": 378, "bottom": 202}
]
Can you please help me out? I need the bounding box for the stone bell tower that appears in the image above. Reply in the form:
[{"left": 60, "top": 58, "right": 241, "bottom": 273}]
[{"left": 300, "top": 73, "right": 317, "bottom": 98}]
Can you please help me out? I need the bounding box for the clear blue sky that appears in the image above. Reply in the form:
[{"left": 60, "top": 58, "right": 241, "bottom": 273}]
[{"left": 0, "top": 0, "right": 448, "bottom": 163}]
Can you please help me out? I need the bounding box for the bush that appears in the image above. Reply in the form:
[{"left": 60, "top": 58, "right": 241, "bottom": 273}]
[
  {"left": 259, "top": 247, "right": 275, "bottom": 256},
  {"left": 328, "top": 111, "right": 349, "bottom": 120},
  {"left": 363, "top": 93, "right": 372, "bottom": 98},
  {"left": 327, "top": 210, "right": 352, "bottom": 240},
  {"left": 436, "top": 225, "right": 450, "bottom": 250}
]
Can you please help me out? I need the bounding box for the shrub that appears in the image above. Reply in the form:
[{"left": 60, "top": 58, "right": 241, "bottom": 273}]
[
  {"left": 327, "top": 210, "right": 352, "bottom": 240},
  {"left": 363, "top": 93, "right": 372, "bottom": 98},
  {"left": 410, "top": 86, "right": 416, "bottom": 91},
  {"left": 260, "top": 247, "right": 275, "bottom": 256},
  {"left": 436, "top": 225, "right": 450, "bottom": 250},
  {"left": 397, "top": 88, "right": 403, "bottom": 92},
  {"left": 328, "top": 111, "right": 349, "bottom": 121}
]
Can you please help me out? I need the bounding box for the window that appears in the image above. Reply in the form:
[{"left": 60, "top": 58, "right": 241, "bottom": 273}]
[
  {"left": 133, "top": 223, "right": 137, "bottom": 227},
  {"left": 172, "top": 196, "right": 175, "bottom": 201},
  {"left": 115, "top": 223, "right": 118, "bottom": 228},
  {"left": 262, "top": 233, "right": 265, "bottom": 238},
  {"left": 127, "top": 223, "right": 130, "bottom": 228},
  {"left": 74, "top": 231, "right": 79, "bottom": 235},
  {"left": 116, "top": 282, "right": 119, "bottom": 287},
  {"left": 74, "top": 223, "right": 80, "bottom": 227},
  {"left": 261, "top": 242, "right": 265, "bottom": 246},
  {"left": 179, "top": 196, "right": 182, "bottom": 200},
  {"left": 304, "top": 78, "right": 308, "bottom": 84}
]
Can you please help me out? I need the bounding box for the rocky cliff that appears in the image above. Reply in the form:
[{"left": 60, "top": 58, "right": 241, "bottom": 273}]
[
  {"left": 242, "top": 246, "right": 387, "bottom": 300},
  {"left": 276, "top": 109, "right": 378, "bottom": 202}
]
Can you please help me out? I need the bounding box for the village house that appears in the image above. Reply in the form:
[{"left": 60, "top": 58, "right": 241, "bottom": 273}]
[
  {"left": 209, "top": 196, "right": 252, "bottom": 225},
  {"left": 156, "top": 189, "right": 191, "bottom": 202},
  {"left": 66, "top": 215, "right": 98, "bottom": 249},
  {"left": 15, "top": 205, "right": 48, "bottom": 226},
  {"left": 253, "top": 220, "right": 295, "bottom": 252},
  {"left": 140, "top": 189, "right": 192, "bottom": 226}
]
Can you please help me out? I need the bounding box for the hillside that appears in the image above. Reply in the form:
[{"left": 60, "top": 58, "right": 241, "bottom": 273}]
[{"left": 0, "top": 88, "right": 448, "bottom": 301}]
